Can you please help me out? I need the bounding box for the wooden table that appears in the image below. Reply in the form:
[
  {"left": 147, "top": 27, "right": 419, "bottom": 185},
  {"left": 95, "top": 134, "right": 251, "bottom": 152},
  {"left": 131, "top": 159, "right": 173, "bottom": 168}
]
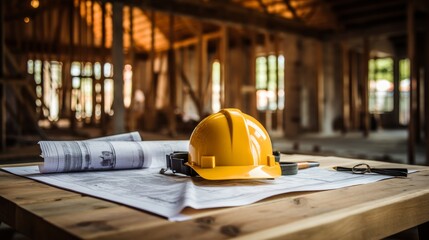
[{"left": 1, "top": 155, "right": 429, "bottom": 239}]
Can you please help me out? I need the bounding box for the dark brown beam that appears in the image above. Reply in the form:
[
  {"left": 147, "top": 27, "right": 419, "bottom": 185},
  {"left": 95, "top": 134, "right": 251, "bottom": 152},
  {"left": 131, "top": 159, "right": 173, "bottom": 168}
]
[
  {"left": 282, "top": 0, "right": 301, "bottom": 21},
  {"left": 336, "top": 21, "right": 407, "bottom": 39},
  {"left": 361, "top": 38, "right": 370, "bottom": 138},
  {"left": 426, "top": 0, "right": 429, "bottom": 166},
  {"left": 249, "top": 31, "right": 257, "bottom": 117},
  {"left": 393, "top": 57, "right": 400, "bottom": 127},
  {"left": 407, "top": 0, "right": 416, "bottom": 164},
  {"left": 101, "top": 1, "right": 107, "bottom": 133},
  {"left": 257, "top": 0, "right": 269, "bottom": 14},
  {"left": 197, "top": 22, "right": 204, "bottom": 116},
  {"left": 0, "top": 0, "right": 5, "bottom": 150},
  {"left": 341, "top": 41, "right": 350, "bottom": 133},
  {"left": 68, "top": 0, "right": 76, "bottom": 131},
  {"left": 112, "top": 1, "right": 125, "bottom": 133},
  {"left": 337, "top": 0, "right": 405, "bottom": 16},
  {"left": 123, "top": 0, "right": 325, "bottom": 38},
  {"left": 167, "top": 13, "right": 177, "bottom": 135},
  {"left": 342, "top": 10, "right": 405, "bottom": 26},
  {"left": 219, "top": 25, "right": 228, "bottom": 108}
]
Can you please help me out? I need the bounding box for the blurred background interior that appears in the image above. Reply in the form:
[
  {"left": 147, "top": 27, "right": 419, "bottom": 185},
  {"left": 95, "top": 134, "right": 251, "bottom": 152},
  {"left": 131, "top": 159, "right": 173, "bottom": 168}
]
[{"left": 0, "top": 0, "right": 428, "bottom": 166}]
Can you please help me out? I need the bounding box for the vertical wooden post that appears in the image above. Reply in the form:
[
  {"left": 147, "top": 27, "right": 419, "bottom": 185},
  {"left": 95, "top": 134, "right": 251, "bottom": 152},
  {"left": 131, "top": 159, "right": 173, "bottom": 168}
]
[
  {"left": 283, "top": 35, "right": 301, "bottom": 138},
  {"left": 264, "top": 32, "right": 271, "bottom": 130},
  {"left": 100, "top": 1, "right": 107, "bottom": 133},
  {"left": 219, "top": 25, "right": 228, "bottom": 108},
  {"left": 407, "top": 0, "right": 416, "bottom": 164},
  {"left": 426, "top": 0, "right": 429, "bottom": 166},
  {"left": 234, "top": 30, "right": 243, "bottom": 110},
  {"left": 315, "top": 40, "right": 324, "bottom": 132},
  {"left": 249, "top": 31, "right": 257, "bottom": 117},
  {"left": 128, "top": 6, "right": 137, "bottom": 131},
  {"left": 168, "top": 13, "right": 177, "bottom": 135},
  {"left": 112, "top": 1, "right": 125, "bottom": 133},
  {"left": 341, "top": 41, "right": 350, "bottom": 133},
  {"left": 393, "top": 57, "right": 400, "bottom": 127},
  {"left": 274, "top": 33, "right": 281, "bottom": 131},
  {"left": 142, "top": 10, "right": 157, "bottom": 131},
  {"left": 0, "top": 0, "right": 5, "bottom": 150},
  {"left": 362, "top": 38, "right": 370, "bottom": 137},
  {"left": 196, "top": 22, "right": 205, "bottom": 117},
  {"left": 69, "top": 0, "right": 76, "bottom": 131},
  {"left": 91, "top": 0, "right": 97, "bottom": 125}
]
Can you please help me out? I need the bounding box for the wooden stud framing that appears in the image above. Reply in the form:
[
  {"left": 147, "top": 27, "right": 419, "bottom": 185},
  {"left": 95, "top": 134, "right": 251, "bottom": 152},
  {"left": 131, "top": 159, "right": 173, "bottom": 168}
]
[
  {"left": 0, "top": 0, "right": 5, "bottom": 150},
  {"left": 125, "top": 0, "right": 322, "bottom": 38},
  {"left": 219, "top": 25, "right": 228, "bottom": 108},
  {"left": 91, "top": 0, "right": 97, "bottom": 125},
  {"left": 249, "top": 31, "right": 257, "bottom": 118},
  {"left": 341, "top": 41, "right": 350, "bottom": 133},
  {"left": 128, "top": 5, "right": 138, "bottom": 131},
  {"left": 407, "top": 0, "right": 416, "bottom": 164},
  {"left": 426, "top": 0, "right": 429, "bottom": 166},
  {"left": 274, "top": 33, "right": 281, "bottom": 131},
  {"left": 393, "top": 57, "right": 400, "bottom": 127},
  {"left": 142, "top": 10, "right": 157, "bottom": 131},
  {"left": 315, "top": 40, "right": 324, "bottom": 132},
  {"left": 196, "top": 22, "right": 205, "bottom": 117},
  {"left": 264, "top": 32, "right": 272, "bottom": 130},
  {"left": 362, "top": 38, "right": 370, "bottom": 138},
  {"left": 112, "top": 1, "right": 125, "bottom": 133},
  {"left": 167, "top": 13, "right": 177, "bottom": 135},
  {"left": 100, "top": 1, "right": 107, "bottom": 133}
]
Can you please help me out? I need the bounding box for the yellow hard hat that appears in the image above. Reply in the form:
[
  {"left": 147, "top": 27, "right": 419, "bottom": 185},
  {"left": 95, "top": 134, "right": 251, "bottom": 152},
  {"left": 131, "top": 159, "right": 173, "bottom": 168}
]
[{"left": 186, "top": 108, "right": 281, "bottom": 180}]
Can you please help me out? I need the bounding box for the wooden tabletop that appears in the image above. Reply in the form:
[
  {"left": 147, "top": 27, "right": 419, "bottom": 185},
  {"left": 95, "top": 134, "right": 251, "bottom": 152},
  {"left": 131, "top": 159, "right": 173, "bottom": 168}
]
[{"left": 1, "top": 154, "right": 429, "bottom": 240}]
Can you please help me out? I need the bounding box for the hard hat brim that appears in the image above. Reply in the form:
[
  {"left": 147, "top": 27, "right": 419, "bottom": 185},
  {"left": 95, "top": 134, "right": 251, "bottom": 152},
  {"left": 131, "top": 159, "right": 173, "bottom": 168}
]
[{"left": 186, "top": 163, "right": 281, "bottom": 180}]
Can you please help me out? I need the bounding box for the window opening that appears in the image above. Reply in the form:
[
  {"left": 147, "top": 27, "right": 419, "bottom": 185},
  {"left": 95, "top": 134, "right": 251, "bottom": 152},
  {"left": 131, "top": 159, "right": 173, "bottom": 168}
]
[
  {"left": 368, "top": 58, "right": 394, "bottom": 113},
  {"left": 255, "top": 54, "right": 284, "bottom": 111}
]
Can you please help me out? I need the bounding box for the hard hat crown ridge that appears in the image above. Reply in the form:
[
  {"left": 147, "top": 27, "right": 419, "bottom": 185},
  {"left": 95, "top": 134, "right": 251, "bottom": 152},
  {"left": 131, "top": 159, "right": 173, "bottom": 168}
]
[{"left": 187, "top": 108, "right": 281, "bottom": 180}]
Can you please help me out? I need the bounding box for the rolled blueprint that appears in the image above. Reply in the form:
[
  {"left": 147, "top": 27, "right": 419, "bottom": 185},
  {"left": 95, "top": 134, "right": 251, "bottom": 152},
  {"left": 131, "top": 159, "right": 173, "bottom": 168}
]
[{"left": 38, "top": 131, "right": 189, "bottom": 173}]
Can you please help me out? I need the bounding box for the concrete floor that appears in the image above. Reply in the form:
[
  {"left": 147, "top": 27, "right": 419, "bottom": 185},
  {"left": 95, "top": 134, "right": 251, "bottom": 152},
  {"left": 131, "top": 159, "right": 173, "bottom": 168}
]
[{"left": 272, "top": 129, "right": 427, "bottom": 166}]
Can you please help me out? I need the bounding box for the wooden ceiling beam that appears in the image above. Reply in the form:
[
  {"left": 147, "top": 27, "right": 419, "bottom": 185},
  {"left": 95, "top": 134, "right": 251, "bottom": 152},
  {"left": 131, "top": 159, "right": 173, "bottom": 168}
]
[
  {"left": 282, "top": 0, "right": 301, "bottom": 21},
  {"left": 342, "top": 10, "right": 405, "bottom": 25},
  {"left": 120, "top": 0, "right": 326, "bottom": 38},
  {"left": 337, "top": 0, "right": 405, "bottom": 16}
]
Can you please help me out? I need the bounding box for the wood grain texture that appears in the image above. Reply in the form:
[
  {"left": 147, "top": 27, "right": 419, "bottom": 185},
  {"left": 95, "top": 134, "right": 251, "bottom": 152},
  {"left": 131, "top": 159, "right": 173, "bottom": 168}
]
[{"left": 0, "top": 155, "right": 428, "bottom": 240}]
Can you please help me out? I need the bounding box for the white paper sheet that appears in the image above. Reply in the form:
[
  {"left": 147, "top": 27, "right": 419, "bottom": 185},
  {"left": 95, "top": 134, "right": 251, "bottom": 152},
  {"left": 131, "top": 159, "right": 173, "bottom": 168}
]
[{"left": 3, "top": 165, "right": 393, "bottom": 221}]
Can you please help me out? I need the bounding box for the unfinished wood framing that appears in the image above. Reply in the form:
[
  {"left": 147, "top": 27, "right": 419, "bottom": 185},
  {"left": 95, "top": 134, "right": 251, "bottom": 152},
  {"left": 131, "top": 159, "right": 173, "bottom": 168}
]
[
  {"left": 123, "top": 0, "right": 324, "bottom": 38},
  {"left": 0, "top": 0, "right": 4, "bottom": 150},
  {"left": 248, "top": 31, "right": 257, "bottom": 118},
  {"left": 274, "top": 33, "right": 282, "bottom": 131},
  {"left": 361, "top": 38, "right": 370, "bottom": 137},
  {"left": 426, "top": 1, "right": 429, "bottom": 166},
  {"left": 219, "top": 25, "right": 228, "bottom": 108},
  {"left": 393, "top": 57, "right": 400, "bottom": 127},
  {"left": 2, "top": 0, "right": 428, "bottom": 167},
  {"left": 407, "top": 0, "right": 416, "bottom": 164},
  {"left": 196, "top": 22, "right": 206, "bottom": 117},
  {"left": 112, "top": 1, "right": 125, "bottom": 133},
  {"left": 283, "top": 35, "right": 301, "bottom": 137},
  {"left": 315, "top": 40, "right": 324, "bottom": 132},
  {"left": 100, "top": 1, "right": 107, "bottom": 133},
  {"left": 167, "top": 13, "right": 177, "bottom": 135},
  {"left": 341, "top": 41, "right": 350, "bottom": 133},
  {"left": 264, "top": 32, "right": 272, "bottom": 130}
]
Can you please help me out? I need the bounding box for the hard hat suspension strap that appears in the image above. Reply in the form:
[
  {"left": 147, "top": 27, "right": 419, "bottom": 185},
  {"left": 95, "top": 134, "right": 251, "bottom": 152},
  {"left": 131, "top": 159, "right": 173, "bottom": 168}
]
[{"left": 160, "top": 152, "right": 198, "bottom": 177}]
